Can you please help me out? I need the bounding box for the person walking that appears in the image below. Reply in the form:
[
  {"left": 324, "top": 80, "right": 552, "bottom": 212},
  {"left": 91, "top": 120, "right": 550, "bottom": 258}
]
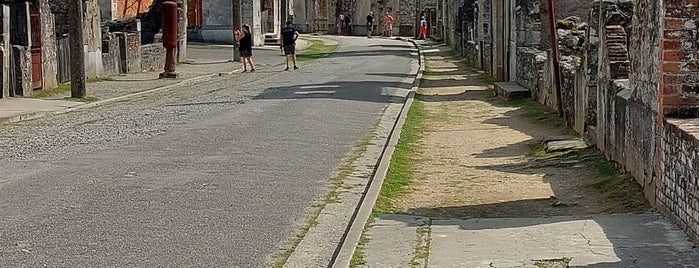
[
  {"left": 384, "top": 11, "right": 394, "bottom": 37},
  {"left": 234, "top": 24, "right": 255, "bottom": 72},
  {"left": 280, "top": 21, "right": 299, "bottom": 71},
  {"left": 418, "top": 16, "right": 428, "bottom": 40},
  {"left": 366, "top": 12, "right": 374, "bottom": 37}
]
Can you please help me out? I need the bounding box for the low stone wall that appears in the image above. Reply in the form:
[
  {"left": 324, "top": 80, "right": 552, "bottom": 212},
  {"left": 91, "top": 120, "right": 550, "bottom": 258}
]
[
  {"left": 463, "top": 41, "right": 480, "bottom": 69},
  {"left": 515, "top": 47, "right": 546, "bottom": 99},
  {"left": 660, "top": 118, "right": 699, "bottom": 245},
  {"left": 140, "top": 44, "right": 165, "bottom": 72}
]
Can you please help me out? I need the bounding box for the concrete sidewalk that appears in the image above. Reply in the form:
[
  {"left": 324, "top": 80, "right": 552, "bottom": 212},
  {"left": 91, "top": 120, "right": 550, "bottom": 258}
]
[
  {"left": 0, "top": 38, "right": 314, "bottom": 125},
  {"left": 364, "top": 213, "right": 699, "bottom": 268}
]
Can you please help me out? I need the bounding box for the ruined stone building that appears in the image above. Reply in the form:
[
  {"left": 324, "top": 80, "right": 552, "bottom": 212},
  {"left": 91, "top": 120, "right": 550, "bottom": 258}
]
[
  {"left": 288, "top": 0, "right": 440, "bottom": 37},
  {"left": 0, "top": 0, "right": 178, "bottom": 100},
  {"left": 445, "top": 0, "right": 699, "bottom": 245},
  {"left": 186, "top": 0, "right": 285, "bottom": 46},
  {"left": 0, "top": 0, "right": 102, "bottom": 99}
]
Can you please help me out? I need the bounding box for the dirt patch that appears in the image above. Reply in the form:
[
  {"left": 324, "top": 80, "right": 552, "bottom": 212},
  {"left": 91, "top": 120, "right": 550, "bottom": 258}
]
[{"left": 393, "top": 46, "right": 649, "bottom": 219}]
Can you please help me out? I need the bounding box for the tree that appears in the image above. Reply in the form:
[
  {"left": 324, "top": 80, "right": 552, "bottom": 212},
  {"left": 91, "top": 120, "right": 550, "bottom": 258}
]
[{"left": 68, "top": 0, "right": 86, "bottom": 98}]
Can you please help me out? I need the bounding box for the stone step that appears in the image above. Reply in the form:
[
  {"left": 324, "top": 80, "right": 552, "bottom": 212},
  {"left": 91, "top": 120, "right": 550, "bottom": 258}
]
[{"left": 494, "top": 82, "right": 531, "bottom": 100}]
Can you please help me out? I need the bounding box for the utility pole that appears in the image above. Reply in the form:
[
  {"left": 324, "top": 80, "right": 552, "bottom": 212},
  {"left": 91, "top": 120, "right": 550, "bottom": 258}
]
[
  {"left": 231, "top": 0, "right": 241, "bottom": 62},
  {"left": 68, "top": 0, "right": 86, "bottom": 98}
]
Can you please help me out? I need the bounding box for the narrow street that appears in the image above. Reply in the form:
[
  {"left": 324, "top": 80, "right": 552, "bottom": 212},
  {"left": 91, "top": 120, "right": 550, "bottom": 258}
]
[{"left": 0, "top": 37, "right": 416, "bottom": 267}]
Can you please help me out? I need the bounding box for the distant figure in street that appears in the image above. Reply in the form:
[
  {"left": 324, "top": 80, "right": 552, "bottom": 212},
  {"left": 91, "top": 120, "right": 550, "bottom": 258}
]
[
  {"left": 234, "top": 24, "right": 255, "bottom": 72},
  {"left": 280, "top": 21, "right": 299, "bottom": 71},
  {"left": 419, "top": 16, "right": 428, "bottom": 40},
  {"left": 336, "top": 14, "right": 345, "bottom": 35},
  {"left": 384, "top": 11, "right": 394, "bottom": 37},
  {"left": 366, "top": 12, "right": 374, "bottom": 37},
  {"left": 344, "top": 13, "right": 352, "bottom": 35}
]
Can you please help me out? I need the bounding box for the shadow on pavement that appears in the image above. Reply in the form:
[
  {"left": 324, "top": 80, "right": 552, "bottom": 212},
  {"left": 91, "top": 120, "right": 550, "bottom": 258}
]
[{"left": 252, "top": 80, "right": 411, "bottom": 104}]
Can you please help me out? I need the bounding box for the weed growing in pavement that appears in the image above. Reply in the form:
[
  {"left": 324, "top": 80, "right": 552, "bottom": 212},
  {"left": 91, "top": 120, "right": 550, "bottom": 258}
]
[
  {"left": 409, "top": 226, "right": 431, "bottom": 267},
  {"left": 296, "top": 40, "right": 339, "bottom": 61},
  {"left": 349, "top": 215, "right": 376, "bottom": 267}
]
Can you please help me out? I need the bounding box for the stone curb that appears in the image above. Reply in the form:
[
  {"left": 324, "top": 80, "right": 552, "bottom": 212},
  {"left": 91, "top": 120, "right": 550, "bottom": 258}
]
[{"left": 329, "top": 38, "right": 424, "bottom": 268}]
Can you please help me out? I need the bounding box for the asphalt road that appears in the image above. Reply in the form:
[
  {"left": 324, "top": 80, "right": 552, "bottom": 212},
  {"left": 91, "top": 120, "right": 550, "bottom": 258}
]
[{"left": 0, "top": 36, "right": 414, "bottom": 267}]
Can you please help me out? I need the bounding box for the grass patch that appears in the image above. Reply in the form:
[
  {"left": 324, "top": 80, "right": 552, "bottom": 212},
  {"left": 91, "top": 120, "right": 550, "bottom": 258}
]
[
  {"left": 32, "top": 77, "right": 112, "bottom": 99},
  {"left": 296, "top": 40, "right": 339, "bottom": 61},
  {"left": 31, "top": 83, "right": 71, "bottom": 98},
  {"left": 374, "top": 100, "right": 427, "bottom": 214},
  {"left": 588, "top": 159, "right": 650, "bottom": 211}
]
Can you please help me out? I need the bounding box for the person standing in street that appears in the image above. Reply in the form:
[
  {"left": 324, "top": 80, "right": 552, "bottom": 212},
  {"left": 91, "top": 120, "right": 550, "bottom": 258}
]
[
  {"left": 234, "top": 24, "right": 255, "bottom": 72},
  {"left": 418, "top": 16, "right": 428, "bottom": 40},
  {"left": 344, "top": 13, "right": 352, "bottom": 35},
  {"left": 366, "top": 12, "right": 374, "bottom": 37},
  {"left": 280, "top": 21, "right": 299, "bottom": 71},
  {"left": 384, "top": 11, "right": 394, "bottom": 37}
]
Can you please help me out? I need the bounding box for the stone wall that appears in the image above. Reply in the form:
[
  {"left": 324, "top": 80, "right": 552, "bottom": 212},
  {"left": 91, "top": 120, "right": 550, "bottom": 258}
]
[
  {"left": 101, "top": 33, "right": 120, "bottom": 76},
  {"left": 515, "top": 47, "right": 545, "bottom": 99},
  {"left": 140, "top": 43, "right": 165, "bottom": 71},
  {"left": 660, "top": 119, "right": 699, "bottom": 244},
  {"left": 515, "top": 0, "right": 541, "bottom": 47},
  {"left": 115, "top": 32, "right": 141, "bottom": 73}
]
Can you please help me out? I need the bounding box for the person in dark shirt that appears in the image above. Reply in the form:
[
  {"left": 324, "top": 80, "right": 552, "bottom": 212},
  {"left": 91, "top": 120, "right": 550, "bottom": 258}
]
[
  {"left": 344, "top": 13, "right": 352, "bottom": 35},
  {"left": 279, "top": 21, "right": 299, "bottom": 71},
  {"left": 366, "top": 12, "right": 374, "bottom": 37},
  {"left": 234, "top": 24, "right": 255, "bottom": 72}
]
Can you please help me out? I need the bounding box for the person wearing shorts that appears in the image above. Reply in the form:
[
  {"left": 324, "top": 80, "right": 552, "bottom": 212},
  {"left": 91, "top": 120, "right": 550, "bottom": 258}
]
[
  {"left": 419, "top": 16, "right": 428, "bottom": 40},
  {"left": 280, "top": 21, "right": 299, "bottom": 71},
  {"left": 234, "top": 24, "right": 255, "bottom": 72},
  {"left": 384, "top": 12, "right": 394, "bottom": 37}
]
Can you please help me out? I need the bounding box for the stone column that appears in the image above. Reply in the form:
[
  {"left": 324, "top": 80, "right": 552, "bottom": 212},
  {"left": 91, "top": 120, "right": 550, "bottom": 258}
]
[
  {"left": 40, "top": 0, "right": 58, "bottom": 89},
  {"left": 83, "top": 0, "right": 103, "bottom": 78},
  {"left": 252, "top": 0, "right": 263, "bottom": 46},
  {"left": 273, "top": 0, "right": 281, "bottom": 35},
  {"left": 178, "top": 0, "right": 187, "bottom": 62}
]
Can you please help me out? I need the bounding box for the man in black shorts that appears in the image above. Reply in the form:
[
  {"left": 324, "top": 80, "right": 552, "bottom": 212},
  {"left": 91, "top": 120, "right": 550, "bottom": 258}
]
[{"left": 280, "top": 21, "right": 299, "bottom": 71}]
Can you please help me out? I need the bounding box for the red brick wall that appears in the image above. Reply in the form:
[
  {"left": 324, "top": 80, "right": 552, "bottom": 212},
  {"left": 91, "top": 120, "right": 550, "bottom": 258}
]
[{"left": 660, "top": 0, "right": 699, "bottom": 118}]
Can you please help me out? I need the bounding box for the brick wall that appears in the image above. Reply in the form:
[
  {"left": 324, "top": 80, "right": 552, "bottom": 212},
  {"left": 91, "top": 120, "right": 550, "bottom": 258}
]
[
  {"left": 660, "top": 0, "right": 699, "bottom": 118},
  {"left": 660, "top": 118, "right": 699, "bottom": 244}
]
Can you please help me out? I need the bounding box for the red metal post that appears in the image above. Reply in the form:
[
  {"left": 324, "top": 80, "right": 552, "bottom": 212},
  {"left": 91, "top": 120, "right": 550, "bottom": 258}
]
[
  {"left": 547, "top": 0, "right": 563, "bottom": 116},
  {"left": 160, "top": 0, "right": 179, "bottom": 78}
]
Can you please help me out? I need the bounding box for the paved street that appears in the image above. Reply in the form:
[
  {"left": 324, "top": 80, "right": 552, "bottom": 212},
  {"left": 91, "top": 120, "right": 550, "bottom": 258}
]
[{"left": 0, "top": 37, "right": 415, "bottom": 267}]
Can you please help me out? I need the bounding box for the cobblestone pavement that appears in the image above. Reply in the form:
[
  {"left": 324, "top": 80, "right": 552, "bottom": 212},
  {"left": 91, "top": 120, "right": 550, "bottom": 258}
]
[{"left": 0, "top": 36, "right": 415, "bottom": 267}]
